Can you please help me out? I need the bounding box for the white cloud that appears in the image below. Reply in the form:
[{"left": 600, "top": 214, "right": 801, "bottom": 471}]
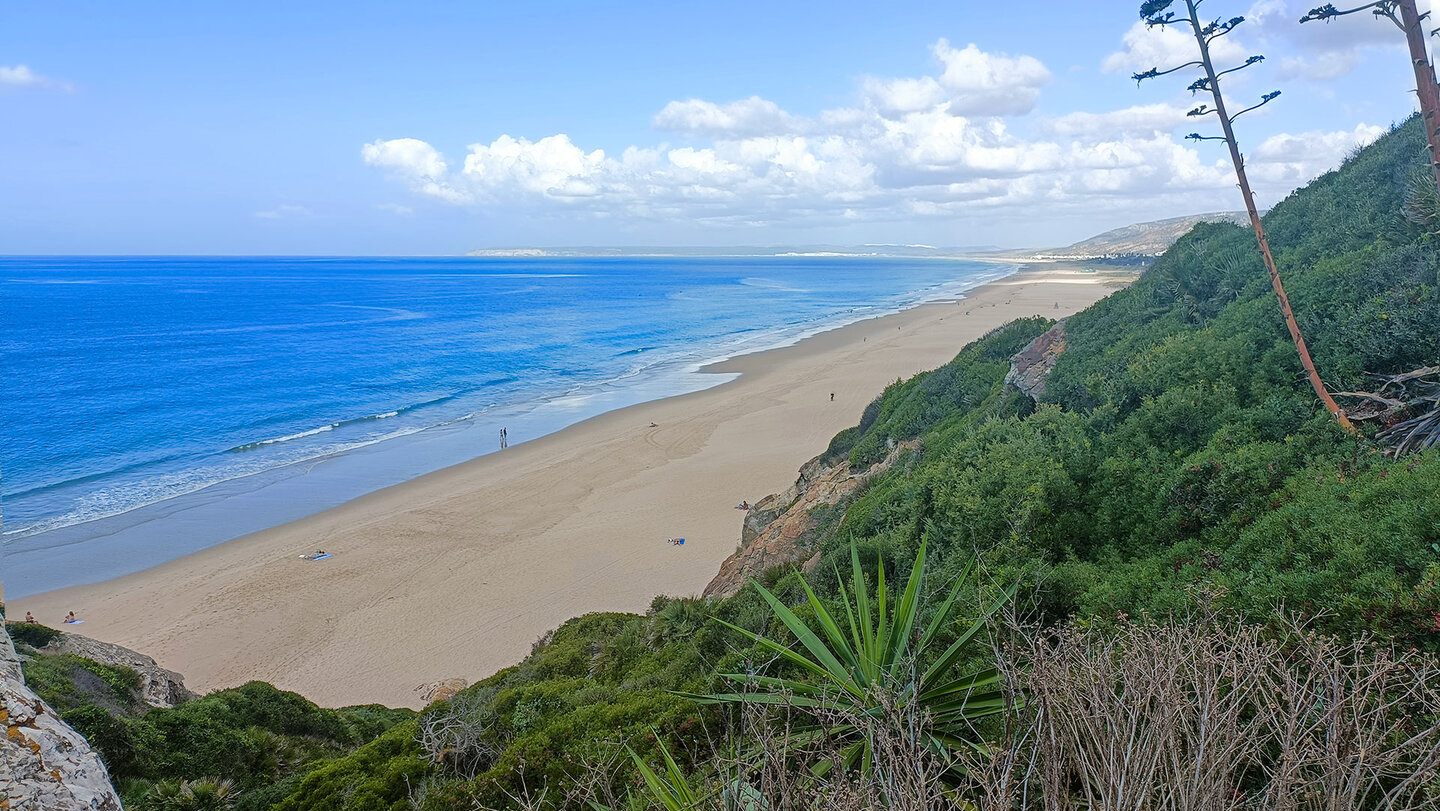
[
  {"left": 1249, "top": 123, "right": 1385, "bottom": 185},
  {"left": 362, "top": 38, "right": 1383, "bottom": 231},
  {"left": 1276, "top": 51, "right": 1361, "bottom": 81},
  {"left": 653, "top": 96, "right": 802, "bottom": 137},
  {"left": 362, "top": 138, "right": 469, "bottom": 202},
  {"left": 1253, "top": 0, "right": 1399, "bottom": 82},
  {"left": 253, "top": 204, "right": 312, "bottom": 219},
  {"left": 864, "top": 40, "right": 1051, "bottom": 117},
  {"left": 1046, "top": 104, "right": 1190, "bottom": 137},
  {"left": 1103, "top": 19, "right": 1249, "bottom": 77},
  {"left": 931, "top": 40, "right": 1052, "bottom": 116},
  {"left": 0, "top": 64, "right": 72, "bottom": 91}
]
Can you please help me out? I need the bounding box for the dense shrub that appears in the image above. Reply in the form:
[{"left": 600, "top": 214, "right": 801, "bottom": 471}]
[{"left": 5, "top": 620, "right": 62, "bottom": 649}]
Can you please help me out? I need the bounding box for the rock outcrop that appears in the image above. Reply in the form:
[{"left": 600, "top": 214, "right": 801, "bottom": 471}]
[
  {"left": 415, "top": 678, "right": 469, "bottom": 704},
  {"left": 704, "top": 440, "right": 920, "bottom": 598},
  {"left": 43, "top": 634, "right": 195, "bottom": 709},
  {"left": 1005, "top": 320, "right": 1067, "bottom": 401},
  {"left": 1, "top": 625, "right": 123, "bottom": 811}
]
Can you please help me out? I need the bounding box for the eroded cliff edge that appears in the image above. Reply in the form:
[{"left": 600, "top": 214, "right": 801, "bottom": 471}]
[{"left": 1, "top": 623, "right": 123, "bottom": 811}]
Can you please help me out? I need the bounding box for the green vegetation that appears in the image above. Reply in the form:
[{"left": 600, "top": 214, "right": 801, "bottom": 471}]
[
  {"left": 6, "top": 619, "right": 63, "bottom": 649},
  {"left": 24, "top": 115, "right": 1439, "bottom": 808},
  {"left": 8, "top": 643, "right": 416, "bottom": 811},
  {"left": 694, "top": 542, "right": 1011, "bottom": 774}
]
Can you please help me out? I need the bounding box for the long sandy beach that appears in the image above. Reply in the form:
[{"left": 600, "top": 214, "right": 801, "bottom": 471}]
[{"left": 21, "top": 263, "right": 1132, "bottom": 708}]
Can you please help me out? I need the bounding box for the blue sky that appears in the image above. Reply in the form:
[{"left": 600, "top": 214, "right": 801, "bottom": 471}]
[{"left": 0, "top": 1, "right": 1427, "bottom": 253}]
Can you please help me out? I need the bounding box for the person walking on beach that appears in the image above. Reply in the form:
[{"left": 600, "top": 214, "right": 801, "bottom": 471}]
[
  {"left": 830, "top": 392, "right": 834, "bottom": 402},
  {"left": 499, "top": 427, "right": 508, "bottom": 449}
]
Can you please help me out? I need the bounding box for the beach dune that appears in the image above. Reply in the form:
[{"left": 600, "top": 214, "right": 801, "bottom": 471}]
[{"left": 22, "top": 264, "right": 1132, "bottom": 708}]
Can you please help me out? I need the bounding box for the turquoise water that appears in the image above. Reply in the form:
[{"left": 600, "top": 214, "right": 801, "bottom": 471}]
[{"left": 0, "top": 255, "right": 1010, "bottom": 596}]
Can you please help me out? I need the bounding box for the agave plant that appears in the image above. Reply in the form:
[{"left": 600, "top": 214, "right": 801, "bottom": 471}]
[
  {"left": 623, "top": 737, "right": 701, "bottom": 811},
  {"left": 144, "top": 777, "right": 237, "bottom": 811},
  {"left": 693, "top": 540, "right": 1013, "bottom": 774},
  {"left": 590, "top": 735, "right": 763, "bottom": 811}
]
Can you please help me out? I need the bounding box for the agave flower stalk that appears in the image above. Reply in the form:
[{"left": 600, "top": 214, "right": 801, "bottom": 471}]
[{"left": 1137, "top": 0, "right": 1355, "bottom": 431}]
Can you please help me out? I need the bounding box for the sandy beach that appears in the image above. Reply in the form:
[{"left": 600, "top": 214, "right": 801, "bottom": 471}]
[{"left": 21, "top": 262, "right": 1133, "bottom": 708}]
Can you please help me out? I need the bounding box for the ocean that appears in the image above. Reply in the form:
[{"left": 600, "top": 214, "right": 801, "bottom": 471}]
[{"left": 1, "top": 255, "right": 1011, "bottom": 597}]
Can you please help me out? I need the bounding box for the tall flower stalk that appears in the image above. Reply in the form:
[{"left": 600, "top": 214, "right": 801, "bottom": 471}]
[{"left": 1137, "top": 0, "right": 1355, "bottom": 431}]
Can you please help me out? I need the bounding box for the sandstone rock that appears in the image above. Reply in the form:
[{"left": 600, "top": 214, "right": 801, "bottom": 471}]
[
  {"left": 1005, "top": 320, "right": 1067, "bottom": 401},
  {"left": 704, "top": 441, "right": 919, "bottom": 598},
  {"left": 2, "top": 625, "right": 123, "bottom": 811},
  {"left": 415, "top": 678, "right": 469, "bottom": 704},
  {"left": 44, "top": 633, "right": 195, "bottom": 709}
]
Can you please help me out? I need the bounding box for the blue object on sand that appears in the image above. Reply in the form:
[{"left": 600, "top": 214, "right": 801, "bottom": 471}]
[
  {"left": 65, "top": 620, "right": 84, "bottom": 624},
  {"left": 307, "top": 553, "right": 332, "bottom": 561},
  {"left": 678, "top": 538, "right": 685, "bottom": 545}
]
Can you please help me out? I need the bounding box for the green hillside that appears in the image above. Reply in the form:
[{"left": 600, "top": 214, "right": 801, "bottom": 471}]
[{"left": 36, "top": 115, "right": 1440, "bottom": 810}]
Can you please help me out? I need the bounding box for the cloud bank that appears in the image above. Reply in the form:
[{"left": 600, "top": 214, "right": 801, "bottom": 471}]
[{"left": 364, "top": 33, "right": 1383, "bottom": 232}]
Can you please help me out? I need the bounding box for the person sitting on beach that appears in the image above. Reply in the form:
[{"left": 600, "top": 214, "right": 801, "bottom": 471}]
[
  {"left": 64, "top": 611, "right": 76, "bottom": 624},
  {"left": 649, "top": 422, "right": 658, "bottom": 427},
  {"left": 24, "top": 611, "right": 35, "bottom": 623}
]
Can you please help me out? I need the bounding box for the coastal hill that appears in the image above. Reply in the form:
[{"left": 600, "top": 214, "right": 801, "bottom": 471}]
[
  {"left": 1031, "top": 211, "right": 1250, "bottom": 260},
  {"left": 466, "top": 214, "right": 1248, "bottom": 262},
  {"left": 11, "top": 116, "right": 1440, "bottom": 809}
]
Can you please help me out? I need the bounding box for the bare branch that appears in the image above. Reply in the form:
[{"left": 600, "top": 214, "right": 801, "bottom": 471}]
[
  {"left": 1134, "top": 62, "right": 1204, "bottom": 84},
  {"left": 1230, "top": 90, "right": 1282, "bottom": 121},
  {"left": 1301, "top": 1, "right": 1403, "bottom": 29},
  {"left": 1215, "top": 54, "right": 1265, "bottom": 78}
]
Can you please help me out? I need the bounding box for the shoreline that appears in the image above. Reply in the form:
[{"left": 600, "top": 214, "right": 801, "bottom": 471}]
[
  {"left": 4, "top": 259, "right": 1018, "bottom": 597},
  {"left": 20, "top": 262, "right": 1136, "bottom": 708}
]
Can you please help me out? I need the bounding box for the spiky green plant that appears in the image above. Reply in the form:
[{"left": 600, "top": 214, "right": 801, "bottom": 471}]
[
  {"left": 693, "top": 540, "right": 1013, "bottom": 774},
  {"left": 143, "top": 778, "right": 236, "bottom": 811},
  {"left": 589, "top": 735, "right": 738, "bottom": 811},
  {"left": 625, "top": 738, "right": 700, "bottom": 811}
]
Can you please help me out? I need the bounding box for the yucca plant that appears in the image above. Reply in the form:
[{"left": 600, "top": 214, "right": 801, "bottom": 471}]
[
  {"left": 623, "top": 738, "right": 700, "bottom": 811},
  {"left": 590, "top": 735, "right": 762, "bottom": 811},
  {"left": 692, "top": 540, "right": 1013, "bottom": 775}
]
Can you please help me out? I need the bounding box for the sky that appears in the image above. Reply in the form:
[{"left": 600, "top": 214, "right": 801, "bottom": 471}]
[{"left": 0, "top": 0, "right": 1431, "bottom": 254}]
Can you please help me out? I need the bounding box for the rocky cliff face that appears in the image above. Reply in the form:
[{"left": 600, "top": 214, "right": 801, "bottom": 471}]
[
  {"left": 704, "top": 441, "right": 919, "bottom": 598},
  {"left": 1004, "top": 320, "right": 1067, "bottom": 401},
  {"left": 1, "top": 625, "right": 123, "bottom": 811},
  {"left": 42, "top": 634, "right": 195, "bottom": 710}
]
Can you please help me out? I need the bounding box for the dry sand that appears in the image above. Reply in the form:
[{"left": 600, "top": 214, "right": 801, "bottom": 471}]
[{"left": 22, "top": 263, "right": 1134, "bottom": 708}]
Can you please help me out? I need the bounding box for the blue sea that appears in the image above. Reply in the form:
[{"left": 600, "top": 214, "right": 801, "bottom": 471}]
[{"left": 1, "top": 255, "right": 1011, "bottom": 597}]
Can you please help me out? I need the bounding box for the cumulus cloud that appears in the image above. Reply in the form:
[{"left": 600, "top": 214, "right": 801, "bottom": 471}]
[
  {"left": 0, "top": 64, "right": 72, "bottom": 91},
  {"left": 1103, "top": 19, "right": 1249, "bottom": 77},
  {"left": 1249, "top": 123, "right": 1385, "bottom": 185},
  {"left": 864, "top": 40, "right": 1051, "bottom": 117},
  {"left": 362, "top": 37, "right": 1382, "bottom": 231},
  {"left": 1250, "top": 0, "right": 1400, "bottom": 82},
  {"left": 1046, "top": 104, "right": 1190, "bottom": 137},
  {"left": 362, "top": 138, "right": 469, "bottom": 202},
  {"left": 654, "top": 96, "right": 802, "bottom": 137}
]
